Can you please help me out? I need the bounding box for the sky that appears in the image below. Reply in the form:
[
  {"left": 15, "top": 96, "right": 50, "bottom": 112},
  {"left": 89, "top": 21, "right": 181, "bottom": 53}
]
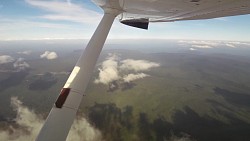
[{"left": 0, "top": 0, "right": 250, "bottom": 41}]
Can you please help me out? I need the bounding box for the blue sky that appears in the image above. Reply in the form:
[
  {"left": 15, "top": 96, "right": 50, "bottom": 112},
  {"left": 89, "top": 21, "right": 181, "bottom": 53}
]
[{"left": 0, "top": 0, "right": 250, "bottom": 41}]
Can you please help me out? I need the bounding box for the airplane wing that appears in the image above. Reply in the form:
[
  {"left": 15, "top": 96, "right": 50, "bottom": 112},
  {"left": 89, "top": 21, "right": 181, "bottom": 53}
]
[
  {"left": 94, "top": 0, "right": 250, "bottom": 29},
  {"left": 36, "top": 0, "right": 250, "bottom": 141}
]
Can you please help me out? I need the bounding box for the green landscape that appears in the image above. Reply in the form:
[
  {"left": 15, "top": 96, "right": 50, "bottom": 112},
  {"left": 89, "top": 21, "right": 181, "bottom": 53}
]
[{"left": 0, "top": 40, "right": 250, "bottom": 141}]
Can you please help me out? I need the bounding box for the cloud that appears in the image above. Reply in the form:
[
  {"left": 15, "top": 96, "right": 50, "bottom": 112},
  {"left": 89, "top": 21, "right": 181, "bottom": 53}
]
[
  {"left": 179, "top": 40, "right": 250, "bottom": 49},
  {"left": 67, "top": 0, "right": 71, "bottom": 5},
  {"left": 0, "top": 19, "right": 87, "bottom": 40},
  {"left": 95, "top": 54, "right": 160, "bottom": 86},
  {"left": 123, "top": 73, "right": 149, "bottom": 83},
  {"left": 0, "top": 57, "right": 29, "bottom": 72},
  {"left": 40, "top": 51, "right": 58, "bottom": 60},
  {"left": 0, "top": 97, "right": 44, "bottom": 141},
  {"left": 0, "top": 19, "right": 79, "bottom": 31},
  {"left": 0, "top": 55, "right": 15, "bottom": 64},
  {"left": 0, "top": 0, "right": 104, "bottom": 41},
  {"left": 13, "top": 58, "right": 30, "bottom": 71},
  {"left": 94, "top": 54, "right": 120, "bottom": 85},
  {"left": 191, "top": 45, "right": 213, "bottom": 49},
  {"left": 67, "top": 116, "right": 102, "bottom": 141},
  {"left": 214, "top": 17, "right": 229, "bottom": 21},
  {"left": 225, "top": 43, "right": 236, "bottom": 48},
  {"left": 25, "top": 0, "right": 101, "bottom": 24},
  {"left": 17, "top": 50, "right": 32, "bottom": 55},
  {"left": 228, "top": 41, "right": 250, "bottom": 46},
  {"left": 120, "top": 59, "right": 160, "bottom": 72},
  {"left": 189, "top": 48, "right": 197, "bottom": 51},
  {"left": 179, "top": 40, "right": 219, "bottom": 49},
  {"left": 0, "top": 97, "right": 102, "bottom": 141},
  {"left": 179, "top": 40, "right": 219, "bottom": 47}
]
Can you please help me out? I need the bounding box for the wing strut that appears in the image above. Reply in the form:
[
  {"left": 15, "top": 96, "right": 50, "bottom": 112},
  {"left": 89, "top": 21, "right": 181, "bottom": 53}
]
[{"left": 36, "top": 10, "right": 119, "bottom": 141}]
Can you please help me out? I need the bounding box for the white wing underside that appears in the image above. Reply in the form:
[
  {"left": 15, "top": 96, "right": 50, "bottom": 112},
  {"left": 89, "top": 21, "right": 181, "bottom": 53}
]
[{"left": 112, "top": 0, "right": 250, "bottom": 22}]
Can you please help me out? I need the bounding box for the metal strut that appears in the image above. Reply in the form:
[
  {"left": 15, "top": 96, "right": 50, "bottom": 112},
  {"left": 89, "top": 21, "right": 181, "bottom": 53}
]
[{"left": 36, "top": 11, "right": 118, "bottom": 141}]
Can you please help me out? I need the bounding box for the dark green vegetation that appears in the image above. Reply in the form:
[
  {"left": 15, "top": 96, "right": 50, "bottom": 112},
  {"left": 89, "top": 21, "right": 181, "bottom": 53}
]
[
  {"left": 28, "top": 72, "right": 57, "bottom": 90},
  {"left": 1, "top": 40, "right": 250, "bottom": 141},
  {"left": 87, "top": 103, "right": 250, "bottom": 141},
  {"left": 0, "top": 71, "right": 29, "bottom": 92},
  {"left": 82, "top": 51, "right": 250, "bottom": 141}
]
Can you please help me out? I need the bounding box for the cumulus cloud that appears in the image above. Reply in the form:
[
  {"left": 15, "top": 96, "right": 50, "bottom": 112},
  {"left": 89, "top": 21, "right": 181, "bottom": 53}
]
[
  {"left": 0, "top": 97, "right": 101, "bottom": 141},
  {"left": 123, "top": 73, "right": 149, "bottom": 83},
  {"left": 68, "top": 117, "right": 102, "bottom": 141},
  {"left": 0, "top": 55, "right": 14, "bottom": 64},
  {"left": 120, "top": 59, "right": 160, "bottom": 72},
  {"left": 40, "top": 51, "right": 58, "bottom": 60},
  {"left": 0, "top": 97, "right": 44, "bottom": 141},
  {"left": 94, "top": 54, "right": 120, "bottom": 85},
  {"left": 95, "top": 54, "right": 160, "bottom": 86},
  {"left": 13, "top": 58, "right": 30, "bottom": 71},
  {"left": 17, "top": 50, "right": 32, "bottom": 55}
]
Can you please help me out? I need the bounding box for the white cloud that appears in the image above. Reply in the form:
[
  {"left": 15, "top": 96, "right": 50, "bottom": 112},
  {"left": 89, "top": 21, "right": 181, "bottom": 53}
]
[
  {"left": 67, "top": 0, "right": 72, "bottom": 6},
  {"left": 179, "top": 40, "right": 219, "bottom": 47},
  {"left": 0, "top": 19, "right": 88, "bottom": 40},
  {"left": 0, "top": 0, "right": 104, "bottom": 40},
  {"left": 17, "top": 50, "right": 32, "bottom": 55},
  {"left": 0, "top": 55, "right": 14, "bottom": 64},
  {"left": 189, "top": 48, "right": 196, "bottom": 51},
  {"left": 0, "top": 19, "right": 79, "bottom": 31},
  {"left": 214, "top": 17, "right": 229, "bottom": 21},
  {"left": 40, "top": 51, "right": 58, "bottom": 60},
  {"left": 179, "top": 40, "right": 250, "bottom": 49},
  {"left": 228, "top": 41, "right": 250, "bottom": 46},
  {"left": 120, "top": 59, "right": 160, "bottom": 72},
  {"left": 94, "top": 54, "right": 120, "bottom": 84},
  {"left": 123, "top": 73, "right": 149, "bottom": 83},
  {"left": 13, "top": 58, "right": 30, "bottom": 71},
  {"left": 67, "top": 116, "right": 102, "bottom": 141},
  {"left": 225, "top": 43, "right": 236, "bottom": 48},
  {"left": 191, "top": 45, "right": 213, "bottom": 49},
  {"left": 0, "top": 97, "right": 44, "bottom": 141},
  {"left": 95, "top": 54, "right": 160, "bottom": 85},
  {"left": 25, "top": 0, "right": 101, "bottom": 24},
  {"left": 0, "top": 97, "right": 102, "bottom": 141}
]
